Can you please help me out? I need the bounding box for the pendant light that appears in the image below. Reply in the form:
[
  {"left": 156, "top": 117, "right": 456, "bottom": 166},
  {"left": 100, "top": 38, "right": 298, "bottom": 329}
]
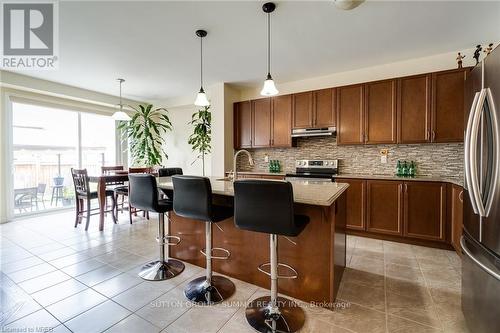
[
  {"left": 194, "top": 29, "right": 210, "bottom": 107},
  {"left": 112, "top": 78, "right": 131, "bottom": 121},
  {"left": 260, "top": 2, "right": 278, "bottom": 96}
]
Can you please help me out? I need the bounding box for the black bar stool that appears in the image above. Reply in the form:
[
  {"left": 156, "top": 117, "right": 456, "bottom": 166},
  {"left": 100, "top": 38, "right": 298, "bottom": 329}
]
[
  {"left": 234, "top": 179, "right": 309, "bottom": 333},
  {"left": 128, "top": 174, "right": 184, "bottom": 281},
  {"left": 172, "top": 175, "right": 235, "bottom": 305}
]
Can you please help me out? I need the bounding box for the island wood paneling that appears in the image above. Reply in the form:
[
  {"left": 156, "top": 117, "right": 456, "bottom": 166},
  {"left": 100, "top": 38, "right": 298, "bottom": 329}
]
[{"left": 169, "top": 193, "right": 347, "bottom": 305}]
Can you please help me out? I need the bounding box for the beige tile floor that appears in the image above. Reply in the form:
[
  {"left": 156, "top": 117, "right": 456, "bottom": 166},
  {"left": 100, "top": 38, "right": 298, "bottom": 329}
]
[{"left": 0, "top": 211, "right": 469, "bottom": 333}]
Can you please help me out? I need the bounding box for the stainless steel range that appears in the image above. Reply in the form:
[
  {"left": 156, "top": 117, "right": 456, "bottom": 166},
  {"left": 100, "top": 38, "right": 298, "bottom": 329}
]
[{"left": 285, "top": 159, "right": 338, "bottom": 182}]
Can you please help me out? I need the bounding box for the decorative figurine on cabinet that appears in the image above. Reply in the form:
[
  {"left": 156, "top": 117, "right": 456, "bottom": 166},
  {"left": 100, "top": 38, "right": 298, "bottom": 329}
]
[
  {"left": 484, "top": 43, "right": 494, "bottom": 56},
  {"left": 473, "top": 45, "right": 482, "bottom": 65},
  {"left": 456, "top": 52, "right": 466, "bottom": 69}
]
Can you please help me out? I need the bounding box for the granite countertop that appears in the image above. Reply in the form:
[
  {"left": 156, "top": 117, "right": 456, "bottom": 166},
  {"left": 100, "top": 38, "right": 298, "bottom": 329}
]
[
  {"left": 227, "top": 171, "right": 287, "bottom": 177},
  {"left": 333, "top": 174, "right": 463, "bottom": 186},
  {"left": 158, "top": 177, "right": 349, "bottom": 206}
]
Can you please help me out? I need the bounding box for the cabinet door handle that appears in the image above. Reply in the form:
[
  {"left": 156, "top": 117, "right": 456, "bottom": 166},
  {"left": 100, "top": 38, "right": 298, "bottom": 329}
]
[
  {"left": 459, "top": 190, "right": 464, "bottom": 203},
  {"left": 404, "top": 183, "right": 408, "bottom": 192},
  {"left": 431, "top": 131, "right": 436, "bottom": 142},
  {"left": 426, "top": 130, "right": 430, "bottom": 141}
]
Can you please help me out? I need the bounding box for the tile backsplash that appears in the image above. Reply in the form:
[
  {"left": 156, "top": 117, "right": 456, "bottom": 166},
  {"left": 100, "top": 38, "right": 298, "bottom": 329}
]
[{"left": 236, "top": 136, "right": 464, "bottom": 182}]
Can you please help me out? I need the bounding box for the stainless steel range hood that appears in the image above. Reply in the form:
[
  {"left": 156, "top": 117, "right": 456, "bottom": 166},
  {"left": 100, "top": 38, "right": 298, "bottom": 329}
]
[{"left": 291, "top": 127, "right": 336, "bottom": 138}]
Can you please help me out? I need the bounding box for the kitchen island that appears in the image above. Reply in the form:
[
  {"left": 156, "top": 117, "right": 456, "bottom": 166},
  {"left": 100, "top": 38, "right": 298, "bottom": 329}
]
[{"left": 157, "top": 177, "right": 349, "bottom": 306}]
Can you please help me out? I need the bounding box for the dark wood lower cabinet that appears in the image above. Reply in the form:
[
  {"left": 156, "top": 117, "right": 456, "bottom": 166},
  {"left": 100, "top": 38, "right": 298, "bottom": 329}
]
[
  {"left": 343, "top": 179, "right": 366, "bottom": 231},
  {"left": 342, "top": 178, "right": 455, "bottom": 249},
  {"left": 169, "top": 193, "right": 347, "bottom": 304},
  {"left": 403, "top": 181, "right": 446, "bottom": 241},
  {"left": 366, "top": 180, "right": 403, "bottom": 235}
]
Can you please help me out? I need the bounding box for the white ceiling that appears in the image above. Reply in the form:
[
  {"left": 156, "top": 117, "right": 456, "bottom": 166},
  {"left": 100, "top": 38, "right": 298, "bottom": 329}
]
[{"left": 13, "top": 1, "right": 500, "bottom": 101}]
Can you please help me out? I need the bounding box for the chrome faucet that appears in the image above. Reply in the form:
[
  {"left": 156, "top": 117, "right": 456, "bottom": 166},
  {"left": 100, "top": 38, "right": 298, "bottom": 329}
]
[{"left": 233, "top": 149, "right": 254, "bottom": 181}]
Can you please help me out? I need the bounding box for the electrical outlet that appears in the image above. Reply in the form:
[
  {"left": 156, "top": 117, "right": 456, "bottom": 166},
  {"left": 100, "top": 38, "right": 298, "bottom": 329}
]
[
  {"left": 264, "top": 154, "right": 269, "bottom": 163},
  {"left": 380, "top": 149, "right": 388, "bottom": 164}
]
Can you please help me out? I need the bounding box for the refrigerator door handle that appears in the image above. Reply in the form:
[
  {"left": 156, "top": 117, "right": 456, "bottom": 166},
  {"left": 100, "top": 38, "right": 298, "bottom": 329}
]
[
  {"left": 484, "top": 88, "right": 499, "bottom": 218},
  {"left": 460, "top": 236, "right": 500, "bottom": 281},
  {"left": 470, "top": 88, "right": 487, "bottom": 217},
  {"left": 465, "top": 91, "right": 481, "bottom": 215}
]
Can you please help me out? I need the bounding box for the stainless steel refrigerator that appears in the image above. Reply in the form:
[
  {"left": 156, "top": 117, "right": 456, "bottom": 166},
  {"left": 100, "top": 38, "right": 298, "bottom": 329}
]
[{"left": 462, "top": 45, "right": 500, "bottom": 333}]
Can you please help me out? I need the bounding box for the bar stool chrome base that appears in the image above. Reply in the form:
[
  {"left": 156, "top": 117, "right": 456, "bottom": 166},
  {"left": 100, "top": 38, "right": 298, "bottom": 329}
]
[
  {"left": 245, "top": 296, "right": 305, "bottom": 333},
  {"left": 184, "top": 276, "right": 235, "bottom": 305},
  {"left": 139, "top": 259, "right": 185, "bottom": 281}
]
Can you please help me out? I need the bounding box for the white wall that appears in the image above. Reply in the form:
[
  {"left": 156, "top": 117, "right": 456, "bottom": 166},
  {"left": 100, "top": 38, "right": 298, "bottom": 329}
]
[
  {"left": 156, "top": 82, "right": 240, "bottom": 177},
  {"left": 223, "top": 84, "right": 240, "bottom": 172},
  {"left": 1, "top": 71, "right": 142, "bottom": 109},
  {"left": 162, "top": 104, "right": 212, "bottom": 176}
]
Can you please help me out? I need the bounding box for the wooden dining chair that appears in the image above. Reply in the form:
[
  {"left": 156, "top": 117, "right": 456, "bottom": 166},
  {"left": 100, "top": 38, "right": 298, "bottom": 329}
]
[
  {"left": 71, "top": 168, "right": 116, "bottom": 231},
  {"left": 114, "top": 167, "right": 152, "bottom": 224},
  {"left": 102, "top": 165, "right": 125, "bottom": 212}
]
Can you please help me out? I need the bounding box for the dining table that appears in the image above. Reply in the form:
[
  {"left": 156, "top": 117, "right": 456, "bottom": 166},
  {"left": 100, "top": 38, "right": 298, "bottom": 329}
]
[
  {"left": 88, "top": 172, "right": 129, "bottom": 231},
  {"left": 88, "top": 171, "right": 160, "bottom": 231}
]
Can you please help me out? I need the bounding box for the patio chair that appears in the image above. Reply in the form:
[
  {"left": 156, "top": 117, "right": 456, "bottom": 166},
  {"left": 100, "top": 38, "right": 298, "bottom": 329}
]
[
  {"left": 14, "top": 187, "right": 38, "bottom": 213},
  {"left": 36, "top": 183, "right": 46, "bottom": 210}
]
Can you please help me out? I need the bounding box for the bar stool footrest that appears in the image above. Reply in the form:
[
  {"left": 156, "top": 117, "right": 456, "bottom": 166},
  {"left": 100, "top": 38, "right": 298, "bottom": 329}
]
[
  {"left": 257, "top": 262, "right": 298, "bottom": 279},
  {"left": 200, "top": 247, "right": 231, "bottom": 260},
  {"left": 156, "top": 235, "right": 181, "bottom": 246}
]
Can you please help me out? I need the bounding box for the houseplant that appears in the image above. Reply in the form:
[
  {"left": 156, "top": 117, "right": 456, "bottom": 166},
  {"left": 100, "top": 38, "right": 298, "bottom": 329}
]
[
  {"left": 188, "top": 105, "right": 211, "bottom": 176},
  {"left": 118, "top": 104, "right": 172, "bottom": 167}
]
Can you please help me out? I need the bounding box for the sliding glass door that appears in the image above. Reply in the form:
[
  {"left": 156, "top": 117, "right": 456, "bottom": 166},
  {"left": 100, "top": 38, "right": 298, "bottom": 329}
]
[
  {"left": 81, "top": 113, "right": 117, "bottom": 175},
  {"left": 11, "top": 102, "right": 117, "bottom": 217}
]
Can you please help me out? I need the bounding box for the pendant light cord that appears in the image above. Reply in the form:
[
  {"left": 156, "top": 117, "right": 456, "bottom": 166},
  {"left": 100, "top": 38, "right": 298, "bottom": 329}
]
[
  {"left": 267, "top": 12, "right": 271, "bottom": 75},
  {"left": 200, "top": 36, "right": 203, "bottom": 88},
  {"left": 119, "top": 80, "right": 123, "bottom": 111}
]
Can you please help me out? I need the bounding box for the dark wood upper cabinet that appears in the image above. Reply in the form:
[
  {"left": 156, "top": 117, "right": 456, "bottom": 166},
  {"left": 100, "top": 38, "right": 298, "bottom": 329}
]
[
  {"left": 314, "top": 88, "right": 336, "bottom": 127},
  {"left": 397, "top": 74, "right": 431, "bottom": 143},
  {"left": 365, "top": 80, "right": 397, "bottom": 144},
  {"left": 337, "top": 84, "right": 364, "bottom": 145},
  {"left": 431, "top": 69, "right": 466, "bottom": 142},
  {"left": 366, "top": 180, "right": 403, "bottom": 235},
  {"left": 252, "top": 98, "right": 272, "bottom": 148},
  {"left": 404, "top": 181, "right": 446, "bottom": 241},
  {"left": 234, "top": 101, "right": 252, "bottom": 149},
  {"left": 292, "top": 92, "right": 314, "bottom": 129},
  {"left": 271, "top": 95, "right": 292, "bottom": 147},
  {"left": 343, "top": 179, "right": 366, "bottom": 231},
  {"left": 235, "top": 68, "right": 466, "bottom": 149}
]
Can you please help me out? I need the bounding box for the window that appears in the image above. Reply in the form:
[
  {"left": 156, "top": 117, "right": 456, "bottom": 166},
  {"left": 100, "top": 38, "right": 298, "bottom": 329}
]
[
  {"left": 81, "top": 113, "right": 117, "bottom": 175},
  {"left": 11, "top": 102, "right": 117, "bottom": 216}
]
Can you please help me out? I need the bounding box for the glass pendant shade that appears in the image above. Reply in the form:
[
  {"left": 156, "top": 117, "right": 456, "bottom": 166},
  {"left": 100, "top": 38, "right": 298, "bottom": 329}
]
[
  {"left": 194, "top": 88, "right": 210, "bottom": 107},
  {"left": 260, "top": 73, "right": 279, "bottom": 96},
  {"left": 112, "top": 110, "right": 131, "bottom": 121}
]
